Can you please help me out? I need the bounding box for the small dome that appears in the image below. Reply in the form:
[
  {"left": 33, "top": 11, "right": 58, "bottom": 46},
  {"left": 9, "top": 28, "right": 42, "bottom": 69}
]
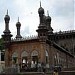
[
  {"left": 16, "top": 22, "right": 21, "bottom": 27},
  {"left": 46, "top": 11, "right": 51, "bottom": 22},
  {"left": 38, "top": 1, "right": 44, "bottom": 14},
  {"left": 38, "top": 7, "right": 44, "bottom": 14},
  {"left": 46, "top": 15, "right": 51, "bottom": 22},
  {"left": 16, "top": 17, "right": 21, "bottom": 27},
  {"left": 4, "top": 14, "right": 10, "bottom": 21},
  {"left": 4, "top": 10, "right": 10, "bottom": 21}
]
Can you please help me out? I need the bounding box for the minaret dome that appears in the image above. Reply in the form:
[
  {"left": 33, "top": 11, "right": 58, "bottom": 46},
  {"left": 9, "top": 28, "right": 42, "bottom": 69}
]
[
  {"left": 38, "top": 1, "right": 44, "bottom": 15},
  {"left": 46, "top": 11, "right": 51, "bottom": 22},
  {"left": 4, "top": 10, "right": 10, "bottom": 22},
  {"left": 16, "top": 17, "right": 21, "bottom": 27}
]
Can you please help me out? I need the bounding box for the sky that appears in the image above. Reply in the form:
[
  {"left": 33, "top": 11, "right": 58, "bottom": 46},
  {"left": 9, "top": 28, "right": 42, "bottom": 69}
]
[{"left": 0, "top": 0, "right": 74, "bottom": 38}]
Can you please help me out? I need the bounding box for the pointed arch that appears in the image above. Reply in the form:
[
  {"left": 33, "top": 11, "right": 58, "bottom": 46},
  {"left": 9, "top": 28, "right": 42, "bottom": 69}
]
[
  {"left": 21, "top": 51, "right": 28, "bottom": 57},
  {"left": 21, "top": 51, "right": 28, "bottom": 65},
  {"left": 31, "top": 50, "right": 38, "bottom": 56},
  {"left": 12, "top": 52, "right": 18, "bottom": 57},
  {"left": 12, "top": 52, "right": 18, "bottom": 64}
]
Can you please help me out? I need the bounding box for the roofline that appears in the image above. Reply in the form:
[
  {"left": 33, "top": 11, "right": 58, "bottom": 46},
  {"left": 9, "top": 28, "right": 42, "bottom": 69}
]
[{"left": 46, "top": 40, "right": 74, "bottom": 57}]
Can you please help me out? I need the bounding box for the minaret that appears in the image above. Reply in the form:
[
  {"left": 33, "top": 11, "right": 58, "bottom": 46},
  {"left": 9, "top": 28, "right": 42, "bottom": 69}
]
[
  {"left": 46, "top": 11, "right": 53, "bottom": 34},
  {"left": 2, "top": 10, "right": 12, "bottom": 43},
  {"left": 36, "top": 2, "right": 48, "bottom": 39},
  {"left": 4, "top": 10, "right": 11, "bottom": 33},
  {"left": 38, "top": 1, "right": 44, "bottom": 24},
  {"left": 16, "top": 17, "right": 22, "bottom": 39}
]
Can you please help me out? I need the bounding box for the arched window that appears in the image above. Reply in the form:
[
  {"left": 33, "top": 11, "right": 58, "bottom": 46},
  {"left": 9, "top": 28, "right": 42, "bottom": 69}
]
[
  {"left": 21, "top": 51, "right": 28, "bottom": 64},
  {"left": 12, "top": 52, "right": 18, "bottom": 64},
  {"left": 21, "top": 51, "right": 28, "bottom": 57},
  {"left": 31, "top": 50, "right": 38, "bottom": 65},
  {"left": 45, "top": 50, "right": 48, "bottom": 63},
  {"left": 45, "top": 50, "right": 50, "bottom": 68},
  {"left": 21, "top": 51, "right": 28, "bottom": 69}
]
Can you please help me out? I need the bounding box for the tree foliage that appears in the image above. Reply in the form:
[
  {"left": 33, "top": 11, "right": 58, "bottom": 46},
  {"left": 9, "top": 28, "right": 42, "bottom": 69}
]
[{"left": 0, "top": 38, "right": 4, "bottom": 50}]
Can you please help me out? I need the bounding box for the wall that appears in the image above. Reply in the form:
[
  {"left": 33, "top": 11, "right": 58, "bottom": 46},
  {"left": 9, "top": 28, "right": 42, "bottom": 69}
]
[{"left": 5, "top": 40, "right": 48, "bottom": 67}]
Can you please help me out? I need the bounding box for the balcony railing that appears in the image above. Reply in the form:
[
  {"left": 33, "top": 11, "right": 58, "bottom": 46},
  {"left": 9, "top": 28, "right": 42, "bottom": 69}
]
[
  {"left": 11, "top": 35, "right": 38, "bottom": 42},
  {"left": 54, "top": 30, "right": 75, "bottom": 34}
]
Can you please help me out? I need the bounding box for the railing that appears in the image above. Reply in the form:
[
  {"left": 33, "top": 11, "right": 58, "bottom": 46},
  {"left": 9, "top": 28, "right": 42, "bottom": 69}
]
[
  {"left": 11, "top": 35, "right": 38, "bottom": 42},
  {"left": 54, "top": 30, "right": 75, "bottom": 34}
]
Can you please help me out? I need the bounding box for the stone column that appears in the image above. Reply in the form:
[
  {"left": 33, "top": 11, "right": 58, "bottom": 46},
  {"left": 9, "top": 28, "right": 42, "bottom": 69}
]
[
  {"left": 40, "top": 42, "right": 46, "bottom": 64},
  {"left": 27, "top": 55, "right": 31, "bottom": 68},
  {"left": 5, "top": 49, "right": 10, "bottom": 67},
  {"left": 48, "top": 44, "right": 54, "bottom": 69}
]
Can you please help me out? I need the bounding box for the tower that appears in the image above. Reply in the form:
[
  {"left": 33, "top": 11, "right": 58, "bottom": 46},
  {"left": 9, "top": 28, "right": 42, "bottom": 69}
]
[
  {"left": 36, "top": 2, "right": 48, "bottom": 40},
  {"left": 16, "top": 17, "right": 22, "bottom": 39},
  {"left": 2, "top": 10, "right": 12, "bottom": 44},
  {"left": 38, "top": 1, "right": 44, "bottom": 24},
  {"left": 46, "top": 11, "right": 53, "bottom": 34}
]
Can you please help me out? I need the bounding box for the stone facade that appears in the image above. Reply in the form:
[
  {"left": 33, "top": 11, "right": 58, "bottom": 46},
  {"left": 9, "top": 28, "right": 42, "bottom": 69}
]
[{"left": 5, "top": 38, "right": 50, "bottom": 68}]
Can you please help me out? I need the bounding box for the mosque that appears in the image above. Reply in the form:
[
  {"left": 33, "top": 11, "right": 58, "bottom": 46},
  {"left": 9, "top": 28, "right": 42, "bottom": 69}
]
[{"left": 2, "top": 2, "right": 75, "bottom": 71}]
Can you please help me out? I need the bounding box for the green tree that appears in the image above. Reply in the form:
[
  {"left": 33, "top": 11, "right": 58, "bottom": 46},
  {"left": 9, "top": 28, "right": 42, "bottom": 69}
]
[
  {"left": 0, "top": 38, "right": 5, "bottom": 61},
  {"left": 0, "top": 38, "right": 4, "bottom": 50}
]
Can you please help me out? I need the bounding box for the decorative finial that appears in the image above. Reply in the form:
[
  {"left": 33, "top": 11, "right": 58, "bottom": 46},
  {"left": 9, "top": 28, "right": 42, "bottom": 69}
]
[
  {"left": 47, "top": 10, "right": 49, "bottom": 16},
  {"left": 18, "top": 17, "right": 19, "bottom": 22},
  {"left": 7, "top": 9, "right": 8, "bottom": 15},
  {"left": 40, "top": 1, "right": 41, "bottom": 7}
]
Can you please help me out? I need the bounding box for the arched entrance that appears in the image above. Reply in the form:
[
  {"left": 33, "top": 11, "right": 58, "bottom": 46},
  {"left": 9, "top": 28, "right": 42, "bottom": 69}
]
[
  {"left": 21, "top": 51, "right": 28, "bottom": 69},
  {"left": 31, "top": 50, "right": 38, "bottom": 68},
  {"left": 21, "top": 51, "right": 28, "bottom": 64}
]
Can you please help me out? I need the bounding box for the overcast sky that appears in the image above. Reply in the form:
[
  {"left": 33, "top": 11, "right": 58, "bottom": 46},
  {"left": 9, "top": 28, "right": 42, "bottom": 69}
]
[{"left": 0, "top": 0, "right": 74, "bottom": 38}]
